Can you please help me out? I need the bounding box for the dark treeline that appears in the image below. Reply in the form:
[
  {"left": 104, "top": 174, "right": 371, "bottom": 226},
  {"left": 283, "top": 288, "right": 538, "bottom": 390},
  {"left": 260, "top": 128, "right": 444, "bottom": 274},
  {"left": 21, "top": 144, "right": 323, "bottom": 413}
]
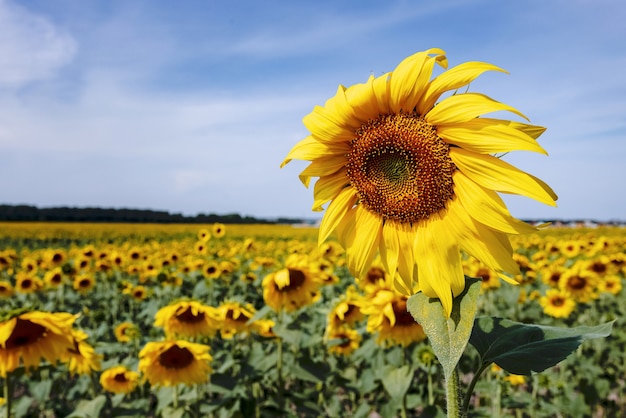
[{"left": 0, "top": 205, "right": 307, "bottom": 225}]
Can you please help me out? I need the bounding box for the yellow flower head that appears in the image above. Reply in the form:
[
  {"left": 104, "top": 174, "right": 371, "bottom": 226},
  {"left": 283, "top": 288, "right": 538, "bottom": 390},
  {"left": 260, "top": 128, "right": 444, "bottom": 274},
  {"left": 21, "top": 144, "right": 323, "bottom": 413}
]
[
  {"left": 63, "top": 329, "right": 102, "bottom": 376},
  {"left": 138, "top": 340, "right": 212, "bottom": 387},
  {"left": 325, "top": 327, "right": 362, "bottom": 356},
  {"left": 154, "top": 300, "right": 221, "bottom": 339},
  {"left": 282, "top": 48, "right": 557, "bottom": 317},
  {"left": 539, "top": 289, "right": 576, "bottom": 319},
  {"left": 262, "top": 254, "right": 322, "bottom": 312},
  {"left": 114, "top": 322, "right": 139, "bottom": 343},
  {"left": 217, "top": 301, "right": 256, "bottom": 339},
  {"left": 0, "top": 311, "right": 77, "bottom": 377},
  {"left": 100, "top": 365, "right": 140, "bottom": 394}
]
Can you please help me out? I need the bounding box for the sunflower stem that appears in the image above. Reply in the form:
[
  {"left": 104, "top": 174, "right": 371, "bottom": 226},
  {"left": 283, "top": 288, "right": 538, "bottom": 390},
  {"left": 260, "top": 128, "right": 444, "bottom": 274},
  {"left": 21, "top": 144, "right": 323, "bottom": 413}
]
[
  {"left": 173, "top": 384, "right": 179, "bottom": 409},
  {"left": 3, "top": 373, "right": 11, "bottom": 418},
  {"left": 461, "top": 362, "right": 490, "bottom": 414},
  {"left": 445, "top": 367, "right": 462, "bottom": 418},
  {"left": 276, "top": 309, "right": 285, "bottom": 409}
]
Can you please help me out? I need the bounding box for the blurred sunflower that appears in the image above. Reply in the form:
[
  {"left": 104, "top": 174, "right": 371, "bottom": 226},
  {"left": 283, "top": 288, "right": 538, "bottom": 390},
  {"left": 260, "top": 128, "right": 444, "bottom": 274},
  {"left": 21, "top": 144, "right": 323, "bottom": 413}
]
[
  {"left": 468, "top": 261, "right": 501, "bottom": 292},
  {"left": 138, "top": 340, "right": 212, "bottom": 387},
  {"left": 0, "top": 311, "right": 77, "bottom": 377},
  {"left": 326, "top": 285, "right": 364, "bottom": 331},
  {"left": 262, "top": 254, "right": 322, "bottom": 312},
  {"left": 252, "top": 319, "right": 276, "bottom": 338},
  {"left": 73, "top": 275, "right": 96, "bottom": 294},
  {"left": 600, "top": 275, "right": 622, "bottom": 295},
  {"left": 540, "top": 265, "right": 566, "bottom": 288},
  {"left": 114, "top": 322, "right": 139, "bottom": 343},
  {"left": 63, "top": 329, "right": 102, "bottom": 376},
  {"left": 44, "top": 267, "right": 65, "bottom": 289},
  {"left": 212, "top": 223, "right": 226, "bottom": 238},
  {"left": 44, "top": 249, "right": 67, "bottom": 267},
  {"left": 0, "top": 281, "right": 14, "bottom": 298},
  {"left": 325, "top": 327, "right": 362, "bottom": 356},
  {"left": 282, "top": 48, "right": 556, "bottom": 317},
  {"left": 154, "top": 300, "right": 220, "bottom": 339},
  {"left": 202, "top": 260, "right": 220, "bottom": 280},
  {"left": 100, "top": 365, "right": 140, "bottom": 394},
  {"left": 130, "top": 285, "right": 149, "bottom": 302},
  {"left": 15, "top": 272, "right": 43, "bottom": 294},
  {"left": 558, "top": 267, "right": 599, "bottom": 303},
  {"left": 361, "top": 289, "right": 426, "bottom": 347},
  {"left": 217, "top": 302, "right": 255, "bottom": 339},
  {"left": 197, "top": 228, "right": 211, "bottom": 242},
  {"left": 539, "top": 289, "right": 576, "bottom": 318}
]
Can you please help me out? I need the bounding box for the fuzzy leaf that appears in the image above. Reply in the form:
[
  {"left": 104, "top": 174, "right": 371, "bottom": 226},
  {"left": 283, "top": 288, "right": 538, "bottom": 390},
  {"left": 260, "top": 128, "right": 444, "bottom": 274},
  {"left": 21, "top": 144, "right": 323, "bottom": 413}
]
[
  {"left": 381, "top": 364, "right": 413, "bottom": 401},
  {"left": 469, "top": 317, "right": 614, "bottom": 375},
  {"left": 407, "top": 277, "right": 482, "bottom": 379}
]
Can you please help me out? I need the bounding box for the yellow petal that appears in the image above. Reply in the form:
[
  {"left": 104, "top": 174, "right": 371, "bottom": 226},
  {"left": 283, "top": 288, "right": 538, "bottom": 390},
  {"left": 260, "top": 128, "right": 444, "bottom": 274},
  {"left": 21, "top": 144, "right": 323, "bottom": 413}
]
[
  {"left": 445, "top": 198, "right": 520, "bottom": 274},
  {"left": 395, "top": 223, "right": 417, "bottom": 291},
  {"left": 379, "top": 221, "right": 400, "bottom": 280},
  {"left": 298, "top": 155, "right": 346, "bottom": 186},
  {"left": 438, "top": 120, "right": 547, "bottom": 155},
  {"left": 372, "top": 72, "right": 391, "bottom": 115},
  {"left": 318, "top": 187, "right": 358, "bottom": 246},
  {"left": 281, "top": 135, "right": 350, "bottom": 167},
  {"left": 453, "top": 172, "right": 538, "bottom": 234},
  {"left": 312, "top": 169, "right": 349, "bottom": 211},
  {"left": 273, "top": 269, "right": 290, "bottom": 289},
  {"left": 389, "top": 48, "right": 446, "bottom": 113},
  {"left": 302, "top": 105, "right": 355, "bottom": 143},
  {"left": 419, "top": 62, "right": 507, "bottom": 114},
  {"left": 450, "top": 147, "right": 557, "bottom": 206},
  {"left": 345, "top": 206, "right": 383, "bottom": 279},
  {"left": 344, "top": 75, "right": 380, "bottom": 122},
  {"left": 426, "top": 93, "right": 528, "bottom": 126}
]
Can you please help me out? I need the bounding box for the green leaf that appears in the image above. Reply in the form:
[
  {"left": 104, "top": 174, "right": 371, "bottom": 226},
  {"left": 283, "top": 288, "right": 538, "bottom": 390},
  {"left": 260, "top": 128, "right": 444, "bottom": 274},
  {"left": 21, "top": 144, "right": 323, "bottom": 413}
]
[
  {"left": 407, "top": 277, "right": 482, "bottom": 379},
  {"left": 381, "top": 364, "right": 413, "bottom": 401},
  {"left": 469, "top": 317, "right": 615, "bottom": 375},
  {"left": 65, "top": 395, "right": 107, "bottom": 418}
]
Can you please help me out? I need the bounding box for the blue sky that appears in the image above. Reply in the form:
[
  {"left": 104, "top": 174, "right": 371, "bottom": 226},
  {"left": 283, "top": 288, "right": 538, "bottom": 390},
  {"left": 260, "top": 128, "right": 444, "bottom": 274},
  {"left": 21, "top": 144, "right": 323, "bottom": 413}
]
[{"left": 1, "top": 0, "right": 625, "bottom": 221}]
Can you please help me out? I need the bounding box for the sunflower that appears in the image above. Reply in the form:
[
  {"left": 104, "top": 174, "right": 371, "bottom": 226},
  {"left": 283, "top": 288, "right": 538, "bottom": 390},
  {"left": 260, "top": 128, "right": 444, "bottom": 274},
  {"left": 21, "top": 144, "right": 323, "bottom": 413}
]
[
  {"left": 0, "top": 281, "right": 14, "bottom": 298},
  {"left": 0, "top": 311, "right": 77, "bottom": 377},
  {"left": 44, "top": 267, "right": 65, "bottom": 289},
  {"left": 154, "top": 301, "right": 220, "bottom": 339},
  {"left": 138, "top": 340, "right": 212, "bottom": 387},
  {"left": 197, "top": 228, "right": 211, "bottom": 242},
  {"left": 73, "top": 275, "right": 96, "bottom": 294},
  {"left": 361, "top": 289, "right": 426, "bottom": 347},
  {"left": 326, "top": 285, "right": 364, "bottom": 331},
  {"left": 262, "top": 254, "right": 322, "bottom": 312},
  {"left": 558, "top": 267, "right": 599, "bottom": 304},
  {"left": 217, "top": 302, "right": 255, "bottom": 339},
  {"left": 100, "top": 365, "right": 140, "bottom": 394},
  {"left": 63, "top": 329, "right": 102, "bottom": 376},
  {"left": 539, "top": 289, "right": 576, "bottom": 318},
  {"left": 600, "top": 275, "right": 622, "bottom": 295},
  {"left": 114, "top": 322, "right": 139, "bottom": 343},
  {"left": 202, "top": 260, "right": 220, "bottom": 280},
  {"left": 212, "top": 223, "right": 226, "bottom": 238},
  {"left": 325, "top": 327, "right": 362, "bottom": 356},
  {"left": 282, "top": 48, "right": 557, "bottom": 317}
]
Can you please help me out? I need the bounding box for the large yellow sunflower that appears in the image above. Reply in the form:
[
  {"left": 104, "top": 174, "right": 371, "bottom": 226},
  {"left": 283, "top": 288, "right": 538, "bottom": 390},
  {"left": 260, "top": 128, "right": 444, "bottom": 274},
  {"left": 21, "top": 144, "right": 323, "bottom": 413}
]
[
  {"left": 138, "top": 340, "right": 212, "bottom": 387},
  {"left": 282, "top": 48, "right": 557, "bottom": 316},
  {"left": 0, "top": 311, "right": 77, "bottom": 377},
  {"left": 63, "top": 329, "right": 102, "bottom": 376},
  {"left": 262, "top": 254, "right": 322, "bottom": 312}
]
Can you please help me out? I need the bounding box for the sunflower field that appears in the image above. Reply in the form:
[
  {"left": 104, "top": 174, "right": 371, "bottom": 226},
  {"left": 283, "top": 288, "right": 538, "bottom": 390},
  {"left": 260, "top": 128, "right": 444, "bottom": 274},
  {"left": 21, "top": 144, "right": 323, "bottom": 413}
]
[{"left": 0, "top": 221, "right": 624, "bottom": 418}]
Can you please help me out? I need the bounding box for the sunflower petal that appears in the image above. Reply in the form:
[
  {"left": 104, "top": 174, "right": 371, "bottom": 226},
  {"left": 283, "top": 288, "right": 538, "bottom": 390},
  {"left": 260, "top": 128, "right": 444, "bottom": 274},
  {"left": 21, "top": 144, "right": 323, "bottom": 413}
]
[
  {"left": 303, "top": 105, "right": 355, "bottom": 143},
  {"left": 379, "top": 221, "right": 400, "bottom": 280},
  {"left": 419, "top": 62, "right": 507, "bottom": 114},
  {"left": 415, "top": 217, "right": 464, "bottom": 318},
  {"left": 318, "top": 187, "right": 358, "bottom": 246},
  {"left": 438, "top": 121, "right": 547, "bottom": 155},
  {"left": 426, "top": 93, "right": 528, "bottom": 126},
  {"left": 298, "top": 155, "right": 347, "bottom": 186},
  {"left": 312, "top": 168, "right": 349, "bottom": 211},
  {"left": 389, "top": 48, "right": 446, "bottom": 113},
  {"left": 450, "top": 147, "right": 558, "bottom": 206},
  {"left": 372, "top": 72, "right": 391, "bottom": 115},
  {"left": 453, "top": 172, "right": 538, "bottom": 234},
  {"left": 344, "top": 75, "right": 380, "bottom": 122},
  {"left": 345, "top": 206, "right": 383, "bottom": 279},
  {"left": 281, "top": 136, "right": 350, "bottom": 167}
]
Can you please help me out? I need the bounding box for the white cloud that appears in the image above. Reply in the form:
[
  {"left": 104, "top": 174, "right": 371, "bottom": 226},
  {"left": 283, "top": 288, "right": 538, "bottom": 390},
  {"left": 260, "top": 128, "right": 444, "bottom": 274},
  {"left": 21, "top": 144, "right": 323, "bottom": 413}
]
[{"left": 0, "top": 0, "right": 77, "bottom": 88}]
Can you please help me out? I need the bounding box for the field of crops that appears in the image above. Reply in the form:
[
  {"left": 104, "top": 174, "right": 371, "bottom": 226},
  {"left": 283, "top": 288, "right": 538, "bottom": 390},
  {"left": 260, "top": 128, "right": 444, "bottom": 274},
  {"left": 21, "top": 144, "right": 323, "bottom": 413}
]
[{"left": 0, "top": 221, "right": 624, "bottom": 418}]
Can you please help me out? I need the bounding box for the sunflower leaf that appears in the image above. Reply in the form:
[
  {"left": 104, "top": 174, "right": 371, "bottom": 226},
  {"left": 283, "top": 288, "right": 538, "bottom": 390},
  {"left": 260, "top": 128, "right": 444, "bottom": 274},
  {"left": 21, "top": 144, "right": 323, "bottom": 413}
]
[
  {"left": 381, "top": 364, "right": 413, "bottom": 401},
  {"left": 469, "top": 317, "right": 615, "bottom": 375},
  {"left": 407, "top": 277, "right": 482, "bottom": 379}
]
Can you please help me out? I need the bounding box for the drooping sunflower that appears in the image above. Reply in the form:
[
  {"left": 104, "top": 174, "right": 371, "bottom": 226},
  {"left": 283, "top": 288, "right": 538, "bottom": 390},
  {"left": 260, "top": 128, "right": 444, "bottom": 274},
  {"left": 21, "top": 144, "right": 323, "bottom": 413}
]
[
  {"left": 216, "top": 301, "right": 255, "bottom": 339},
  {"left": 100, "top": 365, "right": 140, "bottom": 394},
  {"left": 154, "top": 300, "right": 221, "bottom": 339},
  {"left": 63, "top": 329, "right": 102, "bottom": 376},
  {"left": 539, "top": 289, "right": 576, "bottom": 319},
  {"left": 282, "top": 48, "right": 557, "bottom": 316},
  {"left": 138, "top": 340, "right": 212, "bottom": 387},
  {"left": 262, "top": 254, "right": 322, "bottom": 312},
  {"left": 0, "top": 311, "right": 77, "bottom": 377},
  {"left": 326, "top": 285, "right": 365, "bottom": 331},
  {"left": 325, "top": 327, "right": 362, "bottom": 356}
]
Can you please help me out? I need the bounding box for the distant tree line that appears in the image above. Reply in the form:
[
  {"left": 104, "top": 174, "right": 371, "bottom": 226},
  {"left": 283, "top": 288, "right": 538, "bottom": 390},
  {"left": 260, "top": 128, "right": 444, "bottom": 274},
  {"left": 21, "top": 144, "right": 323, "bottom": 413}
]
[{"left": 0, "top": 205, "right": 307, "bottom": 224}]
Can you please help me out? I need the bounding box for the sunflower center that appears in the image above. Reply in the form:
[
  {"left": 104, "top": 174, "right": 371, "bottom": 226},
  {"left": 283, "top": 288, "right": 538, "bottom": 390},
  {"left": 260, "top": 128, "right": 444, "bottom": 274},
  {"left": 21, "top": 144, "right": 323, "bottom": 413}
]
[
  {"left": 280, "top": 269, "right": 306, "bottom": 292},
  {"left": 114, "top": 373, "right": 130, "bottom": 383},
  {"left": 159, "top": 345, "right": 194, "bottom": 369},
  {"left": 568, "top": 276, "right": 587, "bottom": 290},
  {"left": 551, "top": 297, "right": 565, "bottom": 307},
  {"left": 392, "top": 300, "right": 417, "bottom": 327},
  {"left": 176, "top": 307, "right": 206, "bottom": 324},
  {"left": 5, "top": 319, "right": 47, "bottom": 349},
  {"left": 346, "top": 112, "right": 455, "bottom": 223}
]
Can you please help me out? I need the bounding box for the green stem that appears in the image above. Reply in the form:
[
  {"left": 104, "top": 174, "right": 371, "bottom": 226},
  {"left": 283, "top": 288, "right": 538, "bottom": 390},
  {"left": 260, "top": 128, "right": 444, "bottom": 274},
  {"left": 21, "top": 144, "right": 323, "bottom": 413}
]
[
  {"left": 276, "top": 310, "right": 284, "bottom": 409},
  {"left": 445, "top": 368, "right": 462, "bottom": 418},
  {"left": 461, "top": 362, "right": 490, "bottom": 414},
  {"left": 173, "top": 384, "right": 179, "bottom": 409},
  {"left": 4, "top": 373, "right": 11, "bottom": 418},
  {"left": 427, "top": 366, "right": 435, "bottom": 405}
]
